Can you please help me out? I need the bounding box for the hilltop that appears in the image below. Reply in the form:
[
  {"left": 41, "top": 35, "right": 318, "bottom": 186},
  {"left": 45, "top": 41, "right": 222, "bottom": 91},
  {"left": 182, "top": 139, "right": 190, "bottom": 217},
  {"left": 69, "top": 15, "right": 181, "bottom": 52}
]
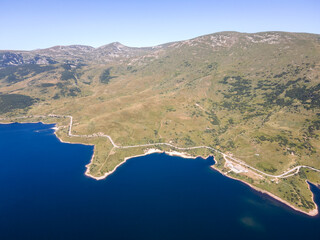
[{"left": 0, "top": 31, "right": 320, "bottom": 215}]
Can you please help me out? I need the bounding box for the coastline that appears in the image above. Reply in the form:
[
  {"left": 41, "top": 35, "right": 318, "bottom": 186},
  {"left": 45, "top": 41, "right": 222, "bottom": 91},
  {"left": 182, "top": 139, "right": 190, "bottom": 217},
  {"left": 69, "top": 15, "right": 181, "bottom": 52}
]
[
  {"left": 1, "top": 119, "right": 318, "bottom": 217},
  {"left": 84, "top": 148, "right": 163, "bottom": 180},
  {"left": 85, "top": 143, "right": 318, "bottom": 217},
  {"left": 84, "top": 148, "right": 200, "bottom": 180},
  {"left": 210, "top": 165, "right": 319, "bottom": 217}
]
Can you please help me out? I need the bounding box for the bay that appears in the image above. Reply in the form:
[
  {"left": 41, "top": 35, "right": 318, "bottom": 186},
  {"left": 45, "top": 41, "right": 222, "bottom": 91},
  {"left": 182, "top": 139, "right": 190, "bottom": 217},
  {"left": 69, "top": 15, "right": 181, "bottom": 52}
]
[{"left": 0, "top": 123, "right": 319, "bottom": 239}]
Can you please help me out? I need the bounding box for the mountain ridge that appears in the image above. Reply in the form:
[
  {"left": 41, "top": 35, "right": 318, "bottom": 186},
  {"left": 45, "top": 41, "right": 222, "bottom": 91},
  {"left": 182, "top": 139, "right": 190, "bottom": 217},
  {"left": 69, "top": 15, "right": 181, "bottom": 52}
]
[
  {"left": 0, "top": 31, "right": 320, "bottom": 64},
  {"left": 0, "top": 31, "right": 320, "bottom": 215},
  {"left": 1, "top": 31, "right": 319, "bottom": 67},
  {"left": 2, "top": 30, "right": 319, "bottom": 51}
]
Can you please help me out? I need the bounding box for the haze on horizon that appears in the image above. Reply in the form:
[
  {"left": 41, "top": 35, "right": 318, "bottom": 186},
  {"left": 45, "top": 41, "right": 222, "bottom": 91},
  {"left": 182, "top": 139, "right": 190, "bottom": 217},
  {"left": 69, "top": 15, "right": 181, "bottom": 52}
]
[{"left": 1, "top": 0, "right": 319, "bottom": 50}]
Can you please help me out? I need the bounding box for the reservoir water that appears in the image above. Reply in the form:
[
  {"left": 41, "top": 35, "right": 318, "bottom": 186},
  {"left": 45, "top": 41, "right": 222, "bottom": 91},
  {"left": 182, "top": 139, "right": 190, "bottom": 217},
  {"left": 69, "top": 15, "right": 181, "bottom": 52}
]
[{"left": 0, "top": 123, "right": 320, "bottom": 239}]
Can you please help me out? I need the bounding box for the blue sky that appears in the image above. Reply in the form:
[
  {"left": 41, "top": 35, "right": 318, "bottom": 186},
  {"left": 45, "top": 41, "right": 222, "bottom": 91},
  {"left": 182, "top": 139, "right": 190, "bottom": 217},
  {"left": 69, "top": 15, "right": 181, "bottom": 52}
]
[{"left": 1, "top": 0, "right": 319, "bottom": 50}]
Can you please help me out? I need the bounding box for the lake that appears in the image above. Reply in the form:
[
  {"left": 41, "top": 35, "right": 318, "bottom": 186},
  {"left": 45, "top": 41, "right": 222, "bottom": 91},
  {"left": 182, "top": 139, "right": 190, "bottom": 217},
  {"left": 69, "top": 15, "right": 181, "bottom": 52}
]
[{"left": 0, "top": 123, "right": 319, "bottom": 239}]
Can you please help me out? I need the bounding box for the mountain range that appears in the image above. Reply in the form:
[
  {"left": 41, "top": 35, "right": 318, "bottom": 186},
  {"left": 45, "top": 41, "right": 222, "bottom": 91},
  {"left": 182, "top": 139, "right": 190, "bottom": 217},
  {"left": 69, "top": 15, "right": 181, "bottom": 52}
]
[{"left": 0, "top": 31, "right": 320, "bottom": 215}]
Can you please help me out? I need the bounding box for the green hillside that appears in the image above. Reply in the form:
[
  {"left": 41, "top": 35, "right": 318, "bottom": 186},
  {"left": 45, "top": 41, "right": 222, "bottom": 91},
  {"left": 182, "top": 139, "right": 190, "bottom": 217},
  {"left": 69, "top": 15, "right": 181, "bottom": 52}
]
[{"left": 1, "top": 31, "right": 320, "bottom": 215}]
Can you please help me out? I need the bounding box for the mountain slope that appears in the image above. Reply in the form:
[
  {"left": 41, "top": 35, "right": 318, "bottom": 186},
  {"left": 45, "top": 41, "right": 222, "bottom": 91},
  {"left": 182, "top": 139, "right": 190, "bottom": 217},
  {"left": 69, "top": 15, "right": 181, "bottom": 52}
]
[{"left": 0, "top": 31, "right": 320, "bottom": 215}]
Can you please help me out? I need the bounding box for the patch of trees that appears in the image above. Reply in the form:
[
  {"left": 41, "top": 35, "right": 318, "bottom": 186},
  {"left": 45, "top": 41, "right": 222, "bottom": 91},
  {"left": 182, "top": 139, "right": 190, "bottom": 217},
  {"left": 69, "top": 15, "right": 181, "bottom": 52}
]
[
  {"left": 257, "top": 162, "right": 277, "bottom": 173},
  {"left": 100, "top": 68, "right": 116, "bottom": 84},
  {"left": 39, "top": 83, "right": 55, "bottom": 87},
  {"left": 62, "top": 64, "right": 72, "bottom": 70},
  {"left": 68, "top": 87, "right": 81, "bottom": 96},
  {"left": 52, "top": 87, "right": 81, "bottom": 99},
  {"left": 0, "top": 64, "right": 57, "bottom": 83},
  {"left": 286, "top": 181, "right": 314, "bottom": 210},
  {"left": 306, "top": 120, "right": 320, "bottom": 138},
  {"left": 0, "top": 94, "right": 35, "bottom": 114},
  {"left": 255, "top": 77, "right": 309, "bottom": 108},
  {"left": 256, "top": 133, "right": 316, "bottom": 155},
  {"left": 206, "top": 109, "right": 220, "bottom": 125},
  {"left": 60, "top": 70, "right": 76, "bottom": 81},
  {"left": 285, "top": 83, "right": 320, "bottom": 109},
  {"left": 254, "top": 79, "right": 277, "bottom": 90},
  {"left": 220, "top": 100, "right": 254, "bottom": 114},
  {"left": 60, "top": 63, "right": 85, "bottom": 82},
  {"left": 256, "top": 134, "right": 289, "bottom": 146},
  {"left": 60, "top": 87, "right": 81, "bottom": 97},
  {"left": 273, "top": 64, "right": 306, "bottom": 79},
  {"left": 52, "top": 82, "right": 81, "bottom": 99},
  {"left": 219, "top": 76, "right": 252, "bottom": 109},
  {"left": 273, "top": 72, "right": 287, "bottom": 78},
  {"left": 243, "top": 111, "right": 265, "bottom": 120}
]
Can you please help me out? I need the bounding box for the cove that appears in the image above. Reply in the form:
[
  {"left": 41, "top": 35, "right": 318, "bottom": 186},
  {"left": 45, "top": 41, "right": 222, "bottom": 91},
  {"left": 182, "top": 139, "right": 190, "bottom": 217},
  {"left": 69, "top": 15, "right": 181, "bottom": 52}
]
[{"left": 0, "top": 122, "right": 320, "bottom": 240}]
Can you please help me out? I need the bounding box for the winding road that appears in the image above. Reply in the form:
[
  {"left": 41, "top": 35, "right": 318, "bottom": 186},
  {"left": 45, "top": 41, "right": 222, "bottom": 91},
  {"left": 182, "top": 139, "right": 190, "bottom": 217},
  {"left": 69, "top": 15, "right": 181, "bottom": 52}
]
[{"left": 2, "top": 114, "right": 320, "bottom": 179}]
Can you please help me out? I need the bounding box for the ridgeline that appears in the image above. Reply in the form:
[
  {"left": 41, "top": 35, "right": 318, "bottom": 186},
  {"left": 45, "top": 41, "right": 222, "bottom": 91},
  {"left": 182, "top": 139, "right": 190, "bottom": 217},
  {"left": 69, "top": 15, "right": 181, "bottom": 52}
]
[{"left": 1, "top": 31, "right": 320, "bottom": 215}]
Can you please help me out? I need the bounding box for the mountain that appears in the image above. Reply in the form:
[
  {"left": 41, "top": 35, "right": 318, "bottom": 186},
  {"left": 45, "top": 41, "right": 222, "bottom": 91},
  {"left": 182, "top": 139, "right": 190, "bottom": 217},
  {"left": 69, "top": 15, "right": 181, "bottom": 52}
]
[
  {"left": 0, "top": 41, "right": 161, "bottom": 66},
  {"left": 0, "top": 31, "right": 320, "bottom": 215}
]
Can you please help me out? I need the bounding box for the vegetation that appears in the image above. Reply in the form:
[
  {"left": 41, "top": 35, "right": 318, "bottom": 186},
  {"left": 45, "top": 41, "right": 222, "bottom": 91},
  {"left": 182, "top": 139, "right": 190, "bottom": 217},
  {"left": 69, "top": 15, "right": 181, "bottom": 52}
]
[
  {"left": 0, "top": 64, "right": 56, "bottom": 83},
  {"left": 99, "top": 68, "right": 116, "bottom": 84},
  {"left": 0, "top": 94, "right": 35, "bottom": 114},
  {"left": 0, "top": 31, "right": 320, "bottom": 214},
  {"left": 60, "top": 70, "right": 75, "bottom": 81}
]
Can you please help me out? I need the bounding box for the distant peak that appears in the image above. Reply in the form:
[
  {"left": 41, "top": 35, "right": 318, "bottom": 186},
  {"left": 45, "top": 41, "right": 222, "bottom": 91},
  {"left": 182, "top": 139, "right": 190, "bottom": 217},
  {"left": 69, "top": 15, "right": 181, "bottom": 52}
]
[
  {"left": 111, "top": 42, "right": 124, "bottom": 46},
  {"left": 98, "top": 42, "right": 127, "bottom": 50}
]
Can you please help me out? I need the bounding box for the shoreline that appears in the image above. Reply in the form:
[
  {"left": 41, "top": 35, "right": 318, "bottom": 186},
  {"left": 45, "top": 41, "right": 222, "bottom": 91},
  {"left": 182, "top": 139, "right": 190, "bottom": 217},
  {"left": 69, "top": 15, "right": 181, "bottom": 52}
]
[
  {"left": 1, "top": 119, "right": 318, "bottom": 217},
  {"left": 84, "top": 148, "right": 205, "bottom": 181},
  {"left": 210, "top": 165, "right": 318, "bottom": 217},
  {"left": 85, "top": 148, "right": 163, "bottom": 180},
  {"left": 84, "top": 149, "right": 207, "bottom": 180},
  {"left": 85, "top": 146, "right": 318, "bottom": 217},
  {"left": 85, "top": 143, "right": 319, "bottom": 216}
]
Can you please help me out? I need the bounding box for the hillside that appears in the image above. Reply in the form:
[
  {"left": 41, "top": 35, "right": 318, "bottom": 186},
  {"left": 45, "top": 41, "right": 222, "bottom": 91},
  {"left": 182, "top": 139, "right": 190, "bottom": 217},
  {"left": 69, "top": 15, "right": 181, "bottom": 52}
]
[{"left": 0, "top": 31, "right": 320, "bottom": 215}]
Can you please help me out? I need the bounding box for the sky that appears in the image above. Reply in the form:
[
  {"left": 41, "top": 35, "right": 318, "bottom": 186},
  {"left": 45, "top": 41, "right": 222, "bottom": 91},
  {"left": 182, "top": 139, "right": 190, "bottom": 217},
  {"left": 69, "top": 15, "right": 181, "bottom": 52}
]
[{"left": 1, "top": 0, "right": 319, "bottom": 50}]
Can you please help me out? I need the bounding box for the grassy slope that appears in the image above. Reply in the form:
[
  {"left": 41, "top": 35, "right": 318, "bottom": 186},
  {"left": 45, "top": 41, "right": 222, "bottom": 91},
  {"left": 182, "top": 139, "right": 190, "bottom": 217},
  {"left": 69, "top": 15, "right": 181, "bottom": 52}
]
[{"left": 0, "top": 32, "right": 320, "bottom": 214}]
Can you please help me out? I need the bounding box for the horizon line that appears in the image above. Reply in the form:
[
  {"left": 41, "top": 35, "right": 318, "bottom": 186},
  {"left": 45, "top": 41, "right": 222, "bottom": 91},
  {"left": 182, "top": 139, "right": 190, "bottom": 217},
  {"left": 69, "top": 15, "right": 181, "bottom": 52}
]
[{"left": 1, "top": 30, "right": 319, "bottom": 52}]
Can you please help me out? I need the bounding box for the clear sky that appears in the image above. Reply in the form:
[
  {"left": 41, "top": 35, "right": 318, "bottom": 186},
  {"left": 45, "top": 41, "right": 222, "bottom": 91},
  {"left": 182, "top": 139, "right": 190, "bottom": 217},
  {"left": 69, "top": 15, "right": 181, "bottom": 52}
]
[{"left": 1, "top": 0, "right": 319, "bottom": 50}]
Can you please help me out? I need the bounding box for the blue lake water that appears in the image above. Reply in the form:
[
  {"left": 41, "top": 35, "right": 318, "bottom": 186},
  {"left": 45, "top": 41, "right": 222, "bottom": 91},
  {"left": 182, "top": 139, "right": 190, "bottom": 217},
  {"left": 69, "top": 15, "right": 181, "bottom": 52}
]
[{"left": 0, "top": 122, "right": 320, "bottom": 240}]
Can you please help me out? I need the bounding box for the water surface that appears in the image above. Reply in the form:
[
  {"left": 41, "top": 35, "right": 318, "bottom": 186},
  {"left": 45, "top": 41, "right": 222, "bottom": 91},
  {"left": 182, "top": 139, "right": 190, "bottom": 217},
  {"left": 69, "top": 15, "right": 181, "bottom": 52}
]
[{"left": 0, "top": 123, "right": 319, "bottom": 239}]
